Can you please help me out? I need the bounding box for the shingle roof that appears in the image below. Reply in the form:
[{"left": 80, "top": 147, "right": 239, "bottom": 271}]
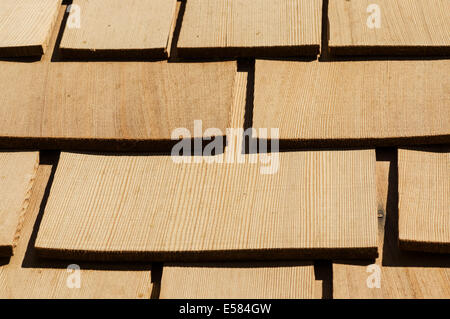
[{"left": 0, "top": 0, "right": 448, "bottom": 299}]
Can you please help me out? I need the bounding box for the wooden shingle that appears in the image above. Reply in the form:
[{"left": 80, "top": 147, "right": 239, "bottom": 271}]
[
  {"left": 177, "top": 0, "right": 322, "bottom": 58},
  {"left": 0, "top": 0, "right": 60, "bottom": 57},
  {"left": 253, "top": 60, "right": 450, "bottom": 147},
  {"left": 0, "top": 152, "right": 38, "bottom": 256},
  {"left": 34, "top": 150, "right": 377, "bottom": 261},
  {"left": 0, "top": 61, "right": 236, "bottom": 150},
  {"left": 398, "top": 147, "right": 450, "bottom": 253},
  {"left": 333, "top": 149, "right": 450, "bottom": 298},
  {"left": 160, "top": 262, "right": 315, "bottom": 299},
  {"left": 60, "top": 0, "right": 177, "bottom": 59},
  {"left": 328, "top": 0, "right": 450, "bottom": 56},
  {"left": 0, "top": 163, "right": 153, "bottom": 298}
]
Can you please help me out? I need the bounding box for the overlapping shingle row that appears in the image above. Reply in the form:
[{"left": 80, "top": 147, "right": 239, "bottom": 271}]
[{"left": 0, "top": 0, "right": 448, "bottom": 299}]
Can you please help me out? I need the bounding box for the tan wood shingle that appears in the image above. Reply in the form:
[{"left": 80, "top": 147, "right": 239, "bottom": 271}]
[
  {"left": 328, "top": 0, "right": 450, "bottom": 56},
  {"left": 177, "top": 0, "right": 322, "bottom": 58},
  {"left": 333, "top": 149, "right": 450, "bottom": 298},
  {"left": 0, "top": 0, "right": 60, "bottom": 57},
  {"left": 0, "top": 163, "right": 153, "bottom": 298},
  {"left": 35, "top": 150, "right": 377, "bottom": 261},
  {"left": 253, "top": 60, "right": 450, "bottom": 147},
  {"left": 160, "top": 262, "right": 315, "bottom": 299},
  {"left": 398, "top": 147, "right": 450, "bottom": 253},
  {"left": 0, "top": 61, "right": 236, "bottom": 150},
  {"left": 0, "top": 152, "right": 38, "bottom": 256},
  {"left": 60, "top": 0, "right": 177, "bottom": 59}
]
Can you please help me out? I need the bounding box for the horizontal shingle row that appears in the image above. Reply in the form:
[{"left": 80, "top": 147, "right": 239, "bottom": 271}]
[
  {"left": 0, "top": 1, "right": 448, "bottom": 300},
  {"left": 1, "top": 0, "right": 449, "bottom": 59}
]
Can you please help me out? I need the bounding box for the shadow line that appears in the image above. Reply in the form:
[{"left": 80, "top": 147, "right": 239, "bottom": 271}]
[
  {"left": 150, "top": 262, "right": 163, "bottom": 299},
  {"left": 50, "top": 0, "right": 71, "bottom": 62},
  {"left": 319, "top": 0, "right": 330, "bottom": 61},
  {"left": 314, "top": 260, "right": 333, "bottom": 299},
  {"left": 168, "top": 0, "right": 186, "bottom": 61},
  {"left": 21, "top": 151, "right": 60, "bottom": 269}
]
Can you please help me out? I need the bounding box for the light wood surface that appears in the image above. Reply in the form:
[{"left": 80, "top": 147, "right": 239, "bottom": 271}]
[
  {"left": 225, "top": 62, "right": 249, "bottom": 159},
  {"left": 60, "top": 0, "right": 177, "bottom": 59},
  {"left": 0, "top": 152, "right": 38, "bottom": 256},
  {"left": 0, "top": 6, "right": 235, "bottom": 151},
  {"left": 0, "top": 161, "right": 153, "bottom": 298},
  {"left": 0, "top": 60, "right": 235, "bottom": 149},
  {"left": 35, "top": 149, "right": 377, "bottom": 261},
  {"left": 0, "top": 63, "right": 47, "bottom": 139},
  {"left": 253, "top": 60, "right": 450, "bottom": 147},
  {"left": 333, "top": 148, "right": 450, "bottom": 298},
  {"left": 0, "top": 0, "right": 60, "bottom": 57},
  {"left": 328, "top": 0, "right": 450, "bottom": 56},
  {"left": 398, "top": 147, "right": 450, "bottom": 253},
  {"left": 42, "top": 61, "right": 234, "bottom": 140},
  {"left": 177, "top": 0, "right": 322, "bottom": 58},
  {"left": 160, "top": 262, "right": 315, "bottom": 299},
  {"left": 228, "top": 65, "right": 248, "bottom": 130}
]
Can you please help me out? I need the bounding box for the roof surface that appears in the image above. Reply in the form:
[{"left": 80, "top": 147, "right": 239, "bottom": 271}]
[{"left": 0, "top": 0, "right": 448, "bottom": 299}]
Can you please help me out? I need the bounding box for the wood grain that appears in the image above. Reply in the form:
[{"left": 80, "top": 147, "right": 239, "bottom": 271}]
[
  {"left": 160, "top": 262, "right": 315, "bottom": 299},
  {"left": 0, "top": 152, "right": 38, "bottom": 256},
  {"left": 228, "top": 65, "right": 248, "bottom": 130},
  {"left": 0, "top": 63, "right": 47, "bottom": 139},
  {"left": 0, "top": 0, "right": 60, "bottom": 57},
  {"left": 333, "top": 148, "right": 450, "bottom": 298},
  {"left": 225, "top": 63, "right": 249, "bottom": 160},
  {"left": 0, "top": 162, "right": 153, "bottom": 298},
  {"left": 60, "top": 0, "right": 177, "bottom": 59},
  {"left": 177, "top": 0, "right": 322, "bottom": 58},
  {"left": 398, "top": 147, "right": 450, "bottom": 253},
  {"left": 328, "top": 0, "right": 450, "bottom": 56},
  {"left": 35, "top": 149, "right": 377, "bottom": 261},
  {"left": 253, "top": 60, "right": 450, "bottom": 147},
  {"left": 0, "top": 6, "right": 235, "bottom": 151},
  {"left": 42, "top": 61, "right": 234, "bottom": 140},
  {"left": 0, "top": 60, "right": 236, "bottom": 150}
]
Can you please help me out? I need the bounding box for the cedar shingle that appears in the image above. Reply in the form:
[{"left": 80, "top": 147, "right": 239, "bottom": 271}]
[
  {"left": 177, "top": 0, "right": 322, "bottom": 58},
  {"left": 35, "top": 150, "right": 377, "bottom": 261},
  {"left": 0, "top": 0, "right": 60, "bottom": 57},
  {"left": 60, "top": 0, "right": 177, "bottom": 59},
  {"left": 328, "top": 0, "right": 450, "bottom": 56}
]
